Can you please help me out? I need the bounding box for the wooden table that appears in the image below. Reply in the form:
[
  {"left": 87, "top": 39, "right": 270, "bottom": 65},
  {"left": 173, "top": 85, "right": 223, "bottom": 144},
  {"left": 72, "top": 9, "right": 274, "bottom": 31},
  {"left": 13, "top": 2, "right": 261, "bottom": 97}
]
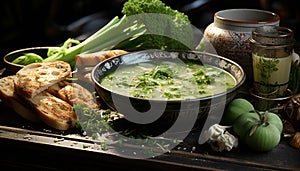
[{"left": 0, "top": 103, "right": 299, "bottom": 171}]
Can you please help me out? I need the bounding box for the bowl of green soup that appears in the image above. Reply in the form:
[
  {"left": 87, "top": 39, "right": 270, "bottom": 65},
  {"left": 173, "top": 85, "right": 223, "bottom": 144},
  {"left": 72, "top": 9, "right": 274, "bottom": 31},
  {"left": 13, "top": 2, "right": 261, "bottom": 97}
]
[{"left": 92, "top": 50, "right": 245, "bottom": 136}]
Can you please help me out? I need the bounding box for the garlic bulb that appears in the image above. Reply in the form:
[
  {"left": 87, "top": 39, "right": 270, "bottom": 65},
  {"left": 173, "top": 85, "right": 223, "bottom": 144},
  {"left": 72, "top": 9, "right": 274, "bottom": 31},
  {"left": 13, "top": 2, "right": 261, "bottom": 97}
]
[{"left": 206, "top": 124, "right": 238, "bottom": 152}]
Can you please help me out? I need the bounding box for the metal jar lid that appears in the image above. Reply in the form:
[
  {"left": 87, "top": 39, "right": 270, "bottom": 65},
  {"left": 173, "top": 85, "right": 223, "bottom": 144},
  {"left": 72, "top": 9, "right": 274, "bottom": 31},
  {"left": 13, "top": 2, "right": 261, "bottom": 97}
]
[{"left": 250, "top": 26, "right": 295, "bottom": 46}]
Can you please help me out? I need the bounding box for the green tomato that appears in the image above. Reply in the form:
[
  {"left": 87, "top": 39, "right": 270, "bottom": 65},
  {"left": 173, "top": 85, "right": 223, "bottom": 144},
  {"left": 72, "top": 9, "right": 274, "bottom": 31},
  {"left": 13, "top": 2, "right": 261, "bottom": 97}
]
[
  {"left": 221, "top": 98, "right": 255, "bottom": 125},
  {"left": 232, "top": 111, "right": 259, "bottom": 138},
  {"left": 244, "top": 124, "right": 281, "bottom": 152},
  {"left": 233, "top": 111, "right": 283, "bottom": 152}
]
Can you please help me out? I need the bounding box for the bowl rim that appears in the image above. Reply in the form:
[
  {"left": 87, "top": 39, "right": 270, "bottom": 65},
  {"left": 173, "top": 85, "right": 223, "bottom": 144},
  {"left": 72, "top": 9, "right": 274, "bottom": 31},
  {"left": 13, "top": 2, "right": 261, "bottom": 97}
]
[{"left": 91, "top": 49, "right": 246, "bottom": 103}]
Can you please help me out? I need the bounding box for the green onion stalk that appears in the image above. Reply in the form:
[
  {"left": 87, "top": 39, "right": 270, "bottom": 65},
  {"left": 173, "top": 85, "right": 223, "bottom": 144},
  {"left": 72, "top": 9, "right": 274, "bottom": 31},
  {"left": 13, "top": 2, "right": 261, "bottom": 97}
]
[{"left": 13, "top": 15, "right": 146, "bottom": 68}]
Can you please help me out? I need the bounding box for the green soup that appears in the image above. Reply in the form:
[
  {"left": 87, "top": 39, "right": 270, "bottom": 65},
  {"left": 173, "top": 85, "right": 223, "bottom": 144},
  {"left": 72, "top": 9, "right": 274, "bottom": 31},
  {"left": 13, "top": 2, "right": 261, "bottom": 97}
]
[{"left": 100, "top": 60, "right": 236, "bottom": 100}]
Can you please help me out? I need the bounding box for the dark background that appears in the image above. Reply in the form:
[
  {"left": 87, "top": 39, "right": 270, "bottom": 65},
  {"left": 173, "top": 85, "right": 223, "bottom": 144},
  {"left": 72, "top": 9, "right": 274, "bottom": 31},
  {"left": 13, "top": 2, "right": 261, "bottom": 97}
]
[{"left": 1, "top": 0, "right": 299, "bottom": 68}]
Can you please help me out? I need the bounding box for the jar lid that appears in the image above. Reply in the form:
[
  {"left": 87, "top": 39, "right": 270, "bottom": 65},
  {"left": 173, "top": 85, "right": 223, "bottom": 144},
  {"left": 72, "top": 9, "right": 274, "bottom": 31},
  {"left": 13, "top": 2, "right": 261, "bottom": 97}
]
[
  {"left": 251, "top": 26, "right": 295, "bottom": 46},
  {"left": 214, "top": 9, "right": 280, "bottom": 31}
]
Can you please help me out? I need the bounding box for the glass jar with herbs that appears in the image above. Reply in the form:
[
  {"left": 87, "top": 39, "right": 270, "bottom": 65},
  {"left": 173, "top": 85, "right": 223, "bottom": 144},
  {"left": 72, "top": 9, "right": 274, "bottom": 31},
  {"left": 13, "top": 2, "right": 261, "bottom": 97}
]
[{"left": 250, "top": 26, "right": 295, "bottom": 99}]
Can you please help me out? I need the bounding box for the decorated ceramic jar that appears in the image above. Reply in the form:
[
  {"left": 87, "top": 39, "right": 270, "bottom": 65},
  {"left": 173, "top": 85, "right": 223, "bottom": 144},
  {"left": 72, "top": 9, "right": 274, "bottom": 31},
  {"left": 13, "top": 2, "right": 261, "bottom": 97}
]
[{"left": 198, "top": 9, "right": 280, "bottom": 83}]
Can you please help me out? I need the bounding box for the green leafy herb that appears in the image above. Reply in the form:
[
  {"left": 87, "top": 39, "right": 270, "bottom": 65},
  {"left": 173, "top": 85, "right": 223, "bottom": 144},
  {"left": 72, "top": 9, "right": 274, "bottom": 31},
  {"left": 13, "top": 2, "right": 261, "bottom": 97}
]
[
  {"left": 130, "top": 65, "right": 178, "bottom": 99},
  {"left": 256, "top": 57, "right": 279, "bottom": 83},
  {"left": 193, "top": 69, "right": 213, "bottom": 85},
  {"left": 151, "top": 65, "right": 174, "bottom": 79},
  {"left": 73, "top": 103, "right": 183, "bottom": 154},
  {"left": 119, "top": 0, "right": 194, "bottom": 50},
  {"left": 74, "top": 104, "right": 113, "bottom": 138}
]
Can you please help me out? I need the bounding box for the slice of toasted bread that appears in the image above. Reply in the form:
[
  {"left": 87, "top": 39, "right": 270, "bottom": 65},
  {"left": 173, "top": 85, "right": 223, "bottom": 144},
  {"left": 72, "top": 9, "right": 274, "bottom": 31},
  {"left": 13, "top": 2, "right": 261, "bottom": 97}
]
[
  {"left": 28, "top": 91, "right": 78, "bottom": 130},
  {"left": 47, "top": 81, "right": 99, "bottom": 109},
  {"left": 14, "top": 61, "right": 72, "bottom": 98},
  {"left": 57, "top": 83, "right": 99, "bottom": 109},
  {"left": 0, "top": 75, "right": 40, "bottom": 122}
]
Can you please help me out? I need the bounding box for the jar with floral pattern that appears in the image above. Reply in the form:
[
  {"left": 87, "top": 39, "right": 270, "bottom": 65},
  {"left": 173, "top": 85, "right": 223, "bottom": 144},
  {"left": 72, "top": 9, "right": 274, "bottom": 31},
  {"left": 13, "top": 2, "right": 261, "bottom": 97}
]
[{"left": 197, "top": 9, "right": 280, "bottom": 83}]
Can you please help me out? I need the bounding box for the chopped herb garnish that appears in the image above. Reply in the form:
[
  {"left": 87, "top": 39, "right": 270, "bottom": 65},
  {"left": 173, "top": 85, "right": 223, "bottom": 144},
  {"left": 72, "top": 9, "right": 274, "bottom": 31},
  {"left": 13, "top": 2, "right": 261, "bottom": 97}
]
[{"left": 100, "top": 60, "right": 236, "bottom": 100}]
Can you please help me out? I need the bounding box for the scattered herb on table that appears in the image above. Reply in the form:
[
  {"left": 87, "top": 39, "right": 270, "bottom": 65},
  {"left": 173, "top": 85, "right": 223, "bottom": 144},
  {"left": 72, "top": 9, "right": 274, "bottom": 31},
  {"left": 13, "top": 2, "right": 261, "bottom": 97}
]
[{"left": 73, "top": 104, "right": 182, "bottom": 154}]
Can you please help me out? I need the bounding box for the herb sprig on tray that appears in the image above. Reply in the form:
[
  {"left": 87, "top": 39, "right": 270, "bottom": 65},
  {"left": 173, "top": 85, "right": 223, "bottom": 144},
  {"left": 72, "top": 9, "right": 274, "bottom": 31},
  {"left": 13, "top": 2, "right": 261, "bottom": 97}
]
[{"left": 73, "top": 104, "right": 182, "bottom": 155}]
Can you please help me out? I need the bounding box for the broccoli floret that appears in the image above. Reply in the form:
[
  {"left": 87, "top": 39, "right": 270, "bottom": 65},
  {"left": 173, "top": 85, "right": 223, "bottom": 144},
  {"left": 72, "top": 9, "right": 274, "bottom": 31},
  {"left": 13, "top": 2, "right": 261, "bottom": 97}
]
[{"left": 117, "top": 0, "right": 194, "bottom": 51}]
